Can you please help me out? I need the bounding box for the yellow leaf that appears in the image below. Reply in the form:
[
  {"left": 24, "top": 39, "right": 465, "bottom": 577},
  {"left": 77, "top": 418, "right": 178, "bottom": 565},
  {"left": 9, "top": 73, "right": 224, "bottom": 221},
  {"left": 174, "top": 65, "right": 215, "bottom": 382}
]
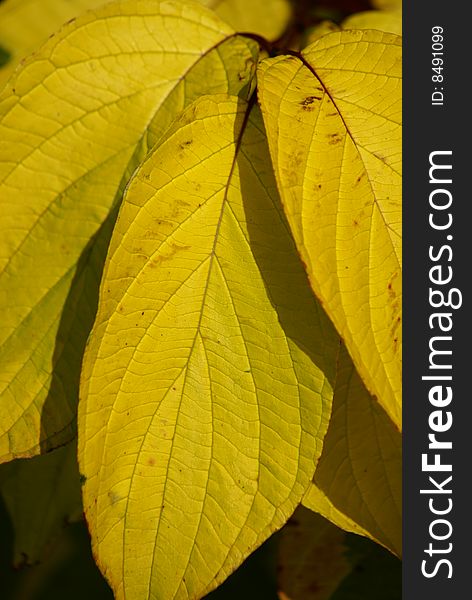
[
  {"left": 257, "top": 30, "right": 402, "bottom": 429},
  {"left": 303, "top": 9, "right": 402, "bottom": 50},
  {"left": 343, "top": 10, "right": 402, "bottom": 36},
  {"left": 304, "top": 343, "right": 401, "bottom": 557},
  {"left": 200, "top": 0, "right": 292, "bottom": 41},
  {"left": 277, "top": 507, "right": 352, "bottom": 600},
  {"left": 302, "top": 21, "right": 341, "bottom": 49},
  {"left": 0, "top": 0, "right": 260, "bottom": 462},
  {"left": 372, "top": 0, "right": 402, "bottom": 10},
  {"left": 79, "top": 94, "right": 340, "bottom": 600},
  {"left": 0, "top": 0, "right": 290, "bottom": 93},
  {"left": 0, "top": 0, "right": 108, "bottom": 90}
]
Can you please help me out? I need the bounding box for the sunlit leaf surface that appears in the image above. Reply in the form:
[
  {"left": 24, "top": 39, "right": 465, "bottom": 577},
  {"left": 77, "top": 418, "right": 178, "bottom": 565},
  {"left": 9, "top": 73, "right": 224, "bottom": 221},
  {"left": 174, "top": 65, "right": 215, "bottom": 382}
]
[
  {"left": 0, "top": 0, "right": 108, "bottom": 89},
  {"left": 258, "top": 30, "right": 402, "bottom": 429},
  {"left": 0, "top": 0, "right": 259, "bottom": 462},
  {"left": 79, "top": 94, "right": 340, "bottom": 600}
]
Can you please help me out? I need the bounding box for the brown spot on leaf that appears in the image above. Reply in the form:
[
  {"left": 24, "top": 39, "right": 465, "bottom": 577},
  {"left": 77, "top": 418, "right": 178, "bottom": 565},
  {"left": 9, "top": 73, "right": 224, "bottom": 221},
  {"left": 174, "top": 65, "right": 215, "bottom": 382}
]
[
  {"left": 147, "top": 457, "right": 156, "bottom": 467},
  {"left": 108, "top": 491, "right": 120, "bottom": 505},
  {"left": 150, "top": 243, "right": 191, "bottom": 267},
  {"left": 387, "top": 272, "right": 399, "bottom": 299},
  {"left": 374, "top": 152, "right": 387, "bottom": 164},
  {"left": 328, "top": 132, "right": 343, "bottom": 145},
  {"left": 179, "top": 139, "right": 193, "bottom": 149},
  {"left": 300, "top": 95, "right": 321, "bottom": 111}
]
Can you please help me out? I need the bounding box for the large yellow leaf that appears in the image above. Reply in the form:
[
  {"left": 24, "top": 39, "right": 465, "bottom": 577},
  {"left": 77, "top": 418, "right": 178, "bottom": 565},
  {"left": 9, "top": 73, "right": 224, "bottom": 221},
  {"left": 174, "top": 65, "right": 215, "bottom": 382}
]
[
  {"left": 0, "top": 0, "right": 108, "bottom": 90},
  {"left": 0, "top": 0, "right": 260, "bottom": 462},
  {"left": 0, "top": 0, "right": 290, "bottom": 93},
  {"left": 79, "top": 94, "right": 340, "bottom": 600},
  {"left": 257, "top": 30, "right": 402, "bottom": 429},
  {"left": 303, "top": 343, "right": 401, "bottom": 557},
  {"left": 200, "top": 0, "right": 291, "bottom": 41}
]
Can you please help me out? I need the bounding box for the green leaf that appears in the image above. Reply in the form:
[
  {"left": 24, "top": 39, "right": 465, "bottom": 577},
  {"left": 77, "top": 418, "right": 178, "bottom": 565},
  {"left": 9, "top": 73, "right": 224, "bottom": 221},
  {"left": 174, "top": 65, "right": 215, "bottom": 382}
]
[
  {"left": 257, "top": 30, "right": 402, "bottom": 429},
  {"left": 0, "top": 0, "right": 259, "bottom": 462},
  {"left": 79, "top": 94, "right": 340, "bottom": 600},
  {"left": 199, "top": 0, "right": 291, "bottom": 41},
  {"left": 277, "top": 507, "right": 351, "bottom": 600},
  {"left": 303, "top": 344, "right": 401, "bottom": 557},
  {"left": 0, "top": 442, "right": 82, "bottom": 565}
]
